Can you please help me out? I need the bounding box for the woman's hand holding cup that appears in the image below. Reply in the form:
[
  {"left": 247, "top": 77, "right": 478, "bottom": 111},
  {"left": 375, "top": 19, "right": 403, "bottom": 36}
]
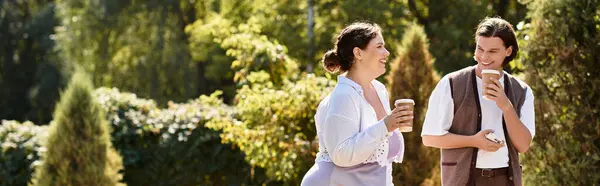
[{"left": 384, "top": 99, "right": 415, "bottom": 132}]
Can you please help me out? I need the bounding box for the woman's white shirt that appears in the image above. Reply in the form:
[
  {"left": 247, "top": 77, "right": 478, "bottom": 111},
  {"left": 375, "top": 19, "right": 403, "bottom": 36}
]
[{"left": 315, "top": 75, "right": 404, "bottom": 167}]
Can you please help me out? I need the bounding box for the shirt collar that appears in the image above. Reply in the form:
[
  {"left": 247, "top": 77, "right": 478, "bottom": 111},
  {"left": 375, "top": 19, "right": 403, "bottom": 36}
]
[{"left": 337, "top": 75, "right": 364, "bottom": 92}]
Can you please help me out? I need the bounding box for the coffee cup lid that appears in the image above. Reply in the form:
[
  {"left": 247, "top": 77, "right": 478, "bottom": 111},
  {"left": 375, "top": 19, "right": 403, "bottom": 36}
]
[
  {"left": 395, "top": 99, "right": 415, "bottom": 105},
  {"left": 481, "top": 69, "right": 500, "bottom": 75}
]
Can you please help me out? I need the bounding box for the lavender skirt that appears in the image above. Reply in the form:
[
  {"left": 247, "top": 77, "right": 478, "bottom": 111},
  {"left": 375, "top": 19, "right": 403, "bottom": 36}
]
[
  {"left": 301, "top": 132, "right": 402, "bottom": 186},
  {"left": 301, "top": 161, "right": 389, "bottom": 186}
]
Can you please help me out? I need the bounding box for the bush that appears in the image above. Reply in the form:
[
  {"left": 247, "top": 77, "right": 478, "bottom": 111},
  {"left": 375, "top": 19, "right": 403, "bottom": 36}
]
[
  {"left": 1, "top": 87, "right": 275, "bottom": 186},
  {"left": 30, "top": 71, "right": 126, "bottom": 186},
  {"left": 206, "top": 71, "right": 335, "bottom": 185},
  {"left": 385, "top": 23, "right": 441, "bottom": 186},
  {"left": 0, "top": 121, "right": 47, "bottom": 186},
  {"left": 96, "top": 87, "right": 273, "bottom": 185},
  {"left": 517, "top": 0, "right": 600, "bottom": 185},
  {"left": 187, "top": 15, "right": 300, "bottom": 87}
]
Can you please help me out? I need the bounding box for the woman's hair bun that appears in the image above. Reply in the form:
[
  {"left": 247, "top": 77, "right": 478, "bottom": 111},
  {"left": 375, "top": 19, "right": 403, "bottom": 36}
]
[{"left": 322, "top": 49, "right": 341, "bottom": 73}]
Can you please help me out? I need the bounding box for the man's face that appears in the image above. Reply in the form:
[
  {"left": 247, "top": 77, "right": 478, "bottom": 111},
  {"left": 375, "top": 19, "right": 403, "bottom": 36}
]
[{"left": 474, "top": 36, "right": 512, "bottom": 71}]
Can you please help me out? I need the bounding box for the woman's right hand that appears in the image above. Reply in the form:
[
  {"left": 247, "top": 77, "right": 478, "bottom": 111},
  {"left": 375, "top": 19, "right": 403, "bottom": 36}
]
[{"left": 384, "top": 105, "right": 414, "bottom": 132}]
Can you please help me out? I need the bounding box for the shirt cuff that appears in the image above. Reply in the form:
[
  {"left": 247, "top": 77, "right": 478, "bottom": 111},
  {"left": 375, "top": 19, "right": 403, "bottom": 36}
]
[{"left": 372, "top": 119, "right": 392, "bottom": 140}]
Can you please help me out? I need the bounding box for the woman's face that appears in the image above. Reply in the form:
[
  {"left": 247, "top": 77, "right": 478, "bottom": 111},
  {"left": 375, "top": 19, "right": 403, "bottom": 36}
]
[
  {"left": 474, "top": 36, "right": 512, "bottom": 71},
  {"left": 354, "top": 32, "right": 390, "bottom": 77}
]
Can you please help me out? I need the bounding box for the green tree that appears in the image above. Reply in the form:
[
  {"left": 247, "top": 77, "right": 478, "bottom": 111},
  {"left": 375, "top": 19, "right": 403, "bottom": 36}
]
[
  {"left": 203, "top": 0, "right": 414, "bottom": 76},
  {"left": 385, "top": 23, "right": 440, "bottom": 186},
  {"left": 0, "top": 1, "right": 67, "bottom": 124},
  {"left": 186, "top": 14, "right": 300, "bottom": 87},
  {"left": 517, "top": 0, "right": 600, "bottom": 185},
  {"left": 53, "top": 0, "right": 199, "bottom": 104},
  {"left": 30, "top": 71, "right": 125, "bottom": 186}
]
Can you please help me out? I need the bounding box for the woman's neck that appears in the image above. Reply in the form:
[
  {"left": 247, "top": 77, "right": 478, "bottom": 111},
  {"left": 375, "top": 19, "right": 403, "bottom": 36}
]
[{"left": 346, "top": 70, "right": 374, "bottom": 89}]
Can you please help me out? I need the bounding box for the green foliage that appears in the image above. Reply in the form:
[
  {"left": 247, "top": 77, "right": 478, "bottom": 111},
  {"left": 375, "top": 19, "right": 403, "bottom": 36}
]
[
  {"left": 187, "top": 14, "right": 299, "bottom": 86},
  {"left": 191, "top": 0, "right": 414, "bottom": 76},
  {"left": 53, "top": 0, "right": 198, "bottom": 104},
  {"left": 206, "top": 72, "right": 335, "bottom": 184},
  {"left": 385, "top": 23, "right": 440, "bottom": 186},
  {"left": 30, "top": 71, "right": 125, "bottom": 186},
  {"left": 0, "top": 121, "right": 47, "bottom": 186},
  {"left": 517, "top": 0, "right": 600, "bottom": 185},
  {"left": 1, "top": 87, "right": 277, "bottom": 186},
  {"left": 95, "top": 87, "right": 274, "bottom": 185}
]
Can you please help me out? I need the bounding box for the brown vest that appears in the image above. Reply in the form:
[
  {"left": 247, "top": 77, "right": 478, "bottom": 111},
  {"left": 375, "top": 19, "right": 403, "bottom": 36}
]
[{"left": 441, "top": 66, "right": 527, "bottom": 186}]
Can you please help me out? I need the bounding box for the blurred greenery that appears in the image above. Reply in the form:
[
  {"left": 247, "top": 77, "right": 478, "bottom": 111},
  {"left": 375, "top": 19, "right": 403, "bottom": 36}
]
[
  {"left": 95, "top": 87, "right": 274, "bottom": 186},
  {"left": 0, "top": 1, "right": 67, "bottom": 124},
  {"left": 206, "top": 72, "right": 335, "bottom": 184},
  {"left": 0, "top": 0, "right": 598, "bottom": 185},
  {"left": 385, "top": 23, "right": 440, "bottom": 186},
  {"left": 517, "top": 0, "right": 600, "bottom": 185},
  {"left": 1, "top": 87, "right": 276, "bottom": 186}
]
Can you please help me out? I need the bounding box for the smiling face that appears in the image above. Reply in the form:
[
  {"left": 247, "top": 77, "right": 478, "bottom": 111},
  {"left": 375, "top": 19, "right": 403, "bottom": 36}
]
[
  {"left": 474, "top": 36, "right": 512, "bottom": 71},
  {"left": 353, "top": 32, "right": 390, "bottom": 78}
]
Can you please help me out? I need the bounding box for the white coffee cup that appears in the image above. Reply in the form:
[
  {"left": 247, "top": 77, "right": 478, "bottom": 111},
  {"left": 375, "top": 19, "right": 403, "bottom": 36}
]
[
  {"left": 481, "top": 69, "right": 501, "bottom": 100},
  {"left": 394, "top": 99, "right": 415, "bottom": 132}
]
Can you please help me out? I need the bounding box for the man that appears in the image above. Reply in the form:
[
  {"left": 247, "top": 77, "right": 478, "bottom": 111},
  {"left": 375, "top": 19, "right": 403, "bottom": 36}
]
[{"left": 421, "top": 17, "right": 535, "bottom": 186}]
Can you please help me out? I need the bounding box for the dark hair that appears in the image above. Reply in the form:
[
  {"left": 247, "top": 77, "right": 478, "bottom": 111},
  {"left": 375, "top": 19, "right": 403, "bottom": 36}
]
[
  {"left": 475, "top": 17, "right": 519, "bottom": 66},
  {"left": 323, "top": 22, "right": 382, "bottom": 73}
]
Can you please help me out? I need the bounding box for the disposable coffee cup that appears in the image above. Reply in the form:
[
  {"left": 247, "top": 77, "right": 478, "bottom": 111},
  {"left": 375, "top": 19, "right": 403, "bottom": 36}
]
[
  {"left": 394, "top": 99, "right": 415, "bottom": 132},
  {"left": 481, "top": 69, "right": 501, "bottom": 100}
]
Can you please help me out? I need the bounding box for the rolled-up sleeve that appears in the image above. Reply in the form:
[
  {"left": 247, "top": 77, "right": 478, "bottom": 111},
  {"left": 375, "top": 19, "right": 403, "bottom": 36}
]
[
  {"left": 421, "top": 76, "right": 454, "bottom": 136},
  {"left": 322, "top": 92, "right": 389, "bottom": 167}
]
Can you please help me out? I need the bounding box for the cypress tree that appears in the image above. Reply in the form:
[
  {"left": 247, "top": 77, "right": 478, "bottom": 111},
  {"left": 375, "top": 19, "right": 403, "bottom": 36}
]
[
  {"left": 31, "top": 71, "right": 125, "bottom": 186},
  {"left": 385, "top": 23, "right": 440, "bottom": 186}
]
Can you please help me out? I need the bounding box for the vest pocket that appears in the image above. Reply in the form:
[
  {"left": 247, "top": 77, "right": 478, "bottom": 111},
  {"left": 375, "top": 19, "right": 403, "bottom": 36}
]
[
  {"left": 441, "top": 161, "right": 460, "bottom": 186},
  {"left": 441, "top": 148, "right": 473, "bottom": 185},
  {"left": 441, "top": 162, "right": 457, "bottom": 166}
]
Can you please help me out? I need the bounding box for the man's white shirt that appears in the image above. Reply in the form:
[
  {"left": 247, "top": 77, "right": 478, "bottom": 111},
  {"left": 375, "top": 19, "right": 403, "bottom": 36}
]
[{"left": 421, "top": 73, "right": 535, "bottom": 168}]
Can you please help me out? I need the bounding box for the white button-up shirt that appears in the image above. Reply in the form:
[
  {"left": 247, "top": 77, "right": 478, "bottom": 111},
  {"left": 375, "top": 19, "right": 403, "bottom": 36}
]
[
  {"left": 421, "top": 73, "right": 535, "bottom": 168},
  {"left": 315, "top": 75, "right": 404, "bottom": 166}
]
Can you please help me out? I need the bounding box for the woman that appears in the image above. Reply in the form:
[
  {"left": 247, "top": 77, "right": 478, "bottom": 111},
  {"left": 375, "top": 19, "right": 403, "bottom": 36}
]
[{"left": 301, "top": 22, "right": 413, "bottom": 186}]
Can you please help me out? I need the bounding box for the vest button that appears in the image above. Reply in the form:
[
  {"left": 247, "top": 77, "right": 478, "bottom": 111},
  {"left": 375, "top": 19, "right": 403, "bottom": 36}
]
[{"left": 509, "top": 176, "right": 513, "bottom": 180}]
